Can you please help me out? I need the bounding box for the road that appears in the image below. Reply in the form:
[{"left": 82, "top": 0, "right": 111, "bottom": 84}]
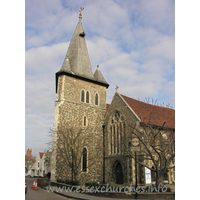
[{"left": 25, "top": 177, "right": 71, "bottom": 200}]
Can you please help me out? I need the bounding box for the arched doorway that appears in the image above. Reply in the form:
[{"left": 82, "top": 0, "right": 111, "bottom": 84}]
[{"left": 115, "top": 162, "right": 123, "bottom": 184}]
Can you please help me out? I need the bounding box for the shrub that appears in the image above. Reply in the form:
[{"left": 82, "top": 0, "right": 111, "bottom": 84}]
[
  {"left": 64, "top": 179, "right": 70, "bottom": 185},
  {"left": 57, "top": 179, "right": 62, "bottom": 183},
  {"left": 37, "top": 178, "right": 49, "bottom": 187}
]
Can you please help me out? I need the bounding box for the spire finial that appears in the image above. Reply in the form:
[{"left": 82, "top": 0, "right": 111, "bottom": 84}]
[
  {"left": 116, "top": 85, "right": 119, "bottom": 92},
  {"left": 79, "top": 7, "right": 84, "bottom": 19}
]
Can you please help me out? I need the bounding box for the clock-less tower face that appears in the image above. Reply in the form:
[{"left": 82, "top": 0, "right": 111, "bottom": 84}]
[{"left": 51, "top": 12, "right": 109, "bottom": 184}]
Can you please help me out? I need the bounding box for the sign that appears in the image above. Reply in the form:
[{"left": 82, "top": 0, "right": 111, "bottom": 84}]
[
  {"left": 130, "top": 137, "right": 140, "bottom": 151},
  {"left": 131, "top": 137, "right": 140, "bottom": 147},
  {"left": 144, "top": 167, "right": 152, "bottom": 184},
  {"left": 131, "top": 147, "right": 140, "bottom": 151}
]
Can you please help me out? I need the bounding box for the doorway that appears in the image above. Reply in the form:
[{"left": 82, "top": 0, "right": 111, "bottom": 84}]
[{"left": 115, "top": 162, "right": 123, "bottom": 184}]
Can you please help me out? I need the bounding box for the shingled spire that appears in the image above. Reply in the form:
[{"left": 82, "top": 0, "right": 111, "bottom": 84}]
[
  {"left": 56, "top": 9, "right": 109, "bottom": 92},
  {"left": 94, "top": 65, "right": 108, "bottom": 85},
  {"left": 61, "top": 9, "right": 94, "bottom": 80}
]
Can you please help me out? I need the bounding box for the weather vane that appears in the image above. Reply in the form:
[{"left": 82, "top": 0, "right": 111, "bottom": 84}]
[{"left": 79, "top": 7, "right": 84, "bottom": 19}]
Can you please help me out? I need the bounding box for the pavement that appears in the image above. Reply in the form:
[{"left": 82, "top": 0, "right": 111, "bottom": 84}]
[
  {"left": 26, "top": 177, "right": 175, "bottom": 200},
  {"left": 45, "top": 183, "right": 175, "bottom": 200}
]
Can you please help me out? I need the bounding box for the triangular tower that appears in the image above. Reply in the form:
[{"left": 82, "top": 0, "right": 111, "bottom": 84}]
[{"left": 51, "top": 9, "right": 109, "bottom": 184}]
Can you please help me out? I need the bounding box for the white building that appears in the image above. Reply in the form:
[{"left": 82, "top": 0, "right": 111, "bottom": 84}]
[{"left": 29, "top": 152, "right": 46, "bottom": 177}]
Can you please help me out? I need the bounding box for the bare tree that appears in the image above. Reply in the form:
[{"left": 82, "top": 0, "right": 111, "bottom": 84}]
[
  {"left": 54, "top": 127, "right": 103, "bottom": 182},
  {"left": 46, "top": 128, "right": 54, "bottom": 152},
  {"left": 125, "top": 120, "right": 175, "bottom": 185}
]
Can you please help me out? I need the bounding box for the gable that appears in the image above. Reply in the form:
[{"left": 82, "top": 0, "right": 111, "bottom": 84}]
[
  {"left": 120, "top": 94, "right": 175, "bottom": 129},
  {"left": 39, "top": 152, "right": 45, "bottom": 159}
]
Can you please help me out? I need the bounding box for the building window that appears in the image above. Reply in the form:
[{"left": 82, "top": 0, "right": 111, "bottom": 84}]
[
  {"left": 38, "top": 162, "right": 39, "bottom": 167},
  {"left": 81, "top": 90, "right": 85, "bottom": 102},
  {"left": 95, "top": 93, "right": 98, "bottom": 105},
  {"left": 84, "top": 116, "right": 87, "bottom": 126},
  {"left": 109, "top": 111, "right": 125, "bottom": 155},
  {"left": 113, "top": 125, "right": 116, "bottom": 154},
  {"left": 82, "top": 148, "right": 87, "bottom": 172},
  {"left": 86, "top": 91, "right": 89, "bottom": 103},
  {"left": 117, "top": 127, "right": 119, "bottom": 153}
]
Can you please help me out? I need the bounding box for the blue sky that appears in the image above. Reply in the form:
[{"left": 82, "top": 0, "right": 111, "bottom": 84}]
[{"left": 25, "top": 0, "right": 175, "bottom": 156}]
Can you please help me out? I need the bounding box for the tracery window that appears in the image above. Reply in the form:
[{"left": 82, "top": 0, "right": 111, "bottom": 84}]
[{"left": 109, "top": 111, "right": 125, "bottom": 155}]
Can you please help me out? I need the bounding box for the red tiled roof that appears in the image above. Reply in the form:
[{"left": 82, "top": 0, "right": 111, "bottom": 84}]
[
  {"left": 106, "top": 103, "right": 110, "bottom": 112},
  {"left": 39, "top": 152, "right": 45, "bottom": 159},
  {"left": 121, "top": 94, "right": 175, "bottom": 129}
]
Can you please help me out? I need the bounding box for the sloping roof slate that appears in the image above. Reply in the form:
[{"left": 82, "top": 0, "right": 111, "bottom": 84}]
[
  {"left": 106, "top": 103, "right": 110, "bottom": 112},
  {"left": 93, "top": 66, "right": 108, "bottom": 85},
  {"left": 120, "top": 94, "right": 175, "bottom": 129}
]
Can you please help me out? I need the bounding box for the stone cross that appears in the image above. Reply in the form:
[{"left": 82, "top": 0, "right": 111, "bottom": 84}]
[{"left": 116, "top": 85, "right": 119, "bottom": 92}]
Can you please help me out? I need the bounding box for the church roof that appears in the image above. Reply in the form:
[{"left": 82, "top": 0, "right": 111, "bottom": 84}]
[
  {"left": 120, "top": 94, "right": 175, "bottom": 129},
  {"left": 106, "top": 103, "right": 110, "bottom": 112},
  {"left": 93, "top": 65, "right": 108, "bottom": 85},
  {"left": 63, "top": 19, "right": 94, "bottom": 80},
  {"left": 56, "top": 15, "right": 109, "bottom": 92},
  {"left": 57, "top": 56, "right": 72, "bottom": 74}
]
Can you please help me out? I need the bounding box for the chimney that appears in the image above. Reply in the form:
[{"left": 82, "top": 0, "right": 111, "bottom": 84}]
[{"left": 27, "top": 149, "right": 32, "bottom": 160}]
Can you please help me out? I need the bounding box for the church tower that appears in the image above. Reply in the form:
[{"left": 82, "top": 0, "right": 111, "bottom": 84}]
[{"left": 51, "top": 9, "right": 109, "bottom": 183}]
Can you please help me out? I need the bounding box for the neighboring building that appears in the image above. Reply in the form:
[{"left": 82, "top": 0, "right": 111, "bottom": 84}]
[
  {"left": 51, "top": 11, "right": 175, "bottom": 185},
  {"left": 29, "top": 152, "right": 46, "bottom": 177},
  {"left": 25, "top": 149, "right": 35, "bottom": 176},
  {"left": 27, "top": 151, "right": 52, "bottom": 177}
]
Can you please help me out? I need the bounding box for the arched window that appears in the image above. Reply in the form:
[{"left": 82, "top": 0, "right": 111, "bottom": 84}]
[
  {"left": 81, "top": 90, "right": 85, "bottom": 102},
  {"left": 95, "top": 93, "right": 98, "bottom": 105},
  {"left": 109, "top": 111, "right": 125, "bottom": 155},
  {"left": 82, "top": 148, "right": 87, "bottom": 172},
  {"left": 113, "top": 125, "right": 116, "bottom": 154},
  {"left": 83, "top": 116, "right": 87, "bottom": 126},
  {"left": 86, "top": 91, "right": 89, "bottom": 103}
]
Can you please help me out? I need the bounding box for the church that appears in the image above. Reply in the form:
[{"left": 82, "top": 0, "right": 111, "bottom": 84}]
[{"left": 51, "top": 10, "right": 175, "bottom": 186}]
